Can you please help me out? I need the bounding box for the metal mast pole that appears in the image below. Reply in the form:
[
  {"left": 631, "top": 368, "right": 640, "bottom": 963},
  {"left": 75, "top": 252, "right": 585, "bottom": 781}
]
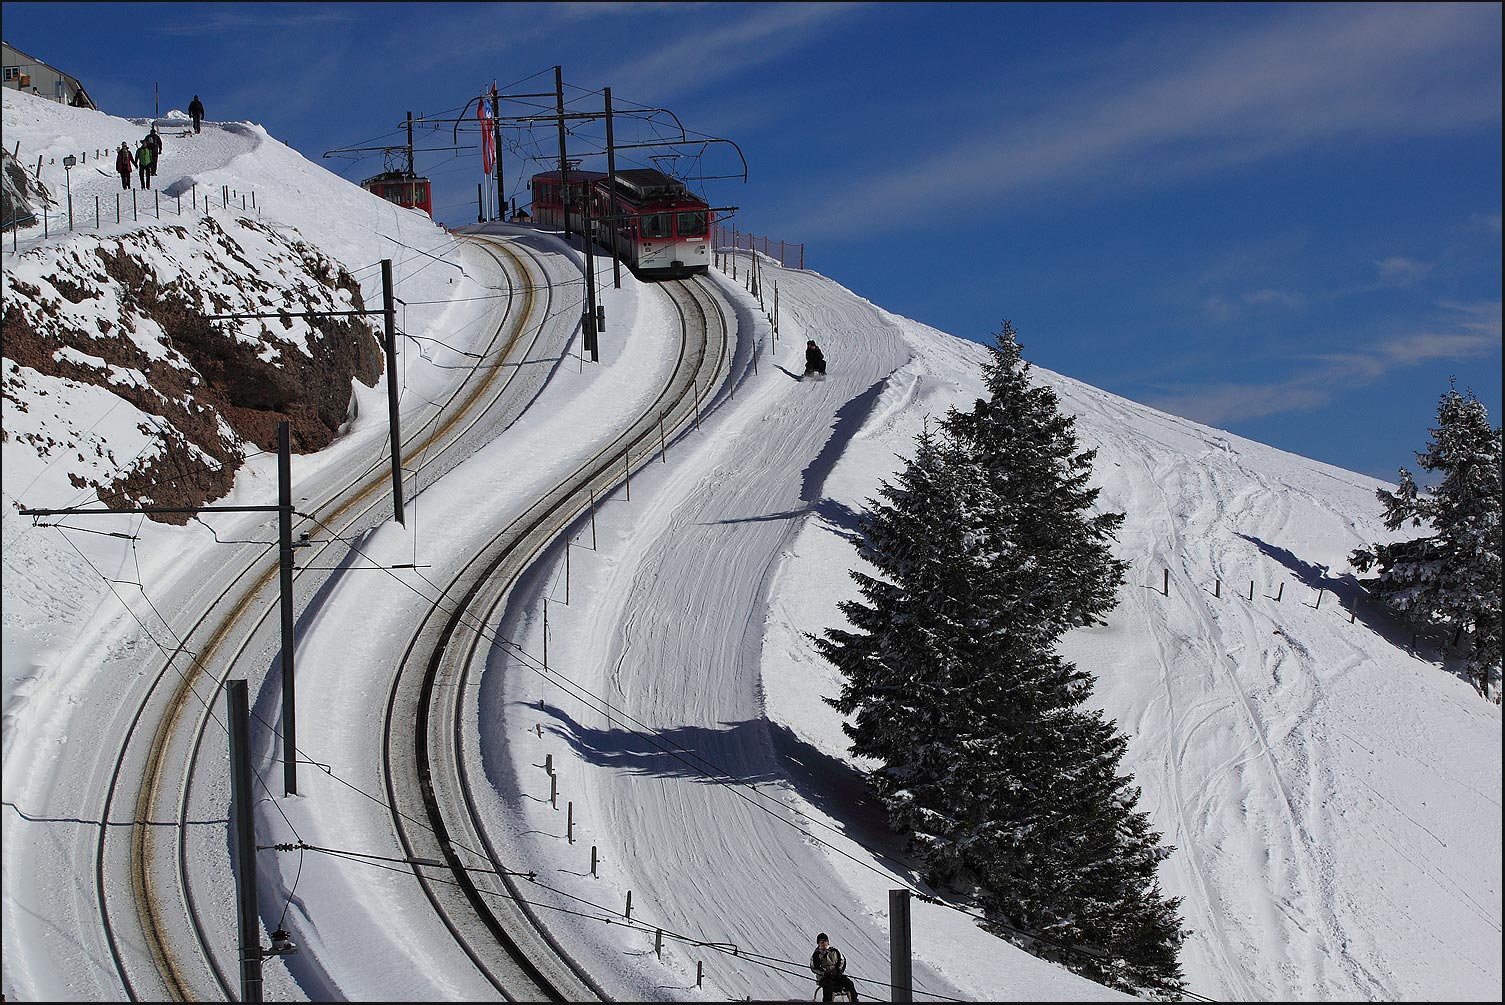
[
  {"left": 583, "top": 195, "right": 598, "bottom": 362},
  {"left": 555, "top": 65, "right": 570, "bottom": 239},
  {"left": 406, "top": 111, "right": 414, "bottom": 175},
  {"left": 382, "top": 259, "right": 405, "bottom": 524},
  {"left": 890, "top": 889, "right": 913, "bottom": 1002},
  {"left": 276, "top": 422, "right": 299, "bottom": 796},
  {"left": 228, "top": 679, "right": 264, "bottom": 1003},
  {"left": 491, "top": 87, "right": 504, "bottom": 221},
  {"left": 605, "top": 87, "right": 621, "bottom": 288}
]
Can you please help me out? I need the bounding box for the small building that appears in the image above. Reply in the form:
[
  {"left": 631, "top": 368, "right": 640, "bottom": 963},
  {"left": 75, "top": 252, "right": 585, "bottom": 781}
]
[{"left": 2, "top": 41, "right": 95, "bottom": 108}]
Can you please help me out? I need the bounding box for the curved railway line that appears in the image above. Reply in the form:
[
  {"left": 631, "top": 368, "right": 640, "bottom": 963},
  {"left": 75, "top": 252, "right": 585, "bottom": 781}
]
[
  {"left": 81, "top": 231, "right": 738, "bottom": 1001},
  {"left": 381, "top": 275, "right": 732, "bottom": 1000},
  {"left": 90, "top": 233, "right": 572, "bottom": 1001}
]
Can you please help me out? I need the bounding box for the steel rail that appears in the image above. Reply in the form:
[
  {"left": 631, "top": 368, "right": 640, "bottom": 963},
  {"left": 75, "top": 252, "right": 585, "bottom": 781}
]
[
  {"left": 91, "top": 235, "right": 543, "bottom": 1001},
  {"left": 384, "top": 274, "right": 732, "bottom": 1002}
]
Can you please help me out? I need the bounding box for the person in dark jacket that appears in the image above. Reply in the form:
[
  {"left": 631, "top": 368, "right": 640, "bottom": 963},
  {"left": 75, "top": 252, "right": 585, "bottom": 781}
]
[
  {"left": 805, "top": 339, "right": 827, "bottom": 378},
  {"left": 188, "top": 95, "right": 204, "bottom": 133},
  {"left": 810, "top": 933, "right": 858, "bottom": 1001},
  {"left": 135, "top": 139, "right": 153, "bottom": 189},
  {"left": 115, "top": 142, "right": 134, "bottom": 190},
  {"left": 144, "top": 128, "right": 163, "bottom": 176}
]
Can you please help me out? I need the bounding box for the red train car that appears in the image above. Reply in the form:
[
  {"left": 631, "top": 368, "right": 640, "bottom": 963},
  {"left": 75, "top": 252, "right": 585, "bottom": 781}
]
[
  {"left": 529, "top": 168, "right": 712, "bottom": 280},
  {"left": 362, "top": 171, "right": 433, "bottom": 217},
  {"left": 528, "top": 169, "right": 606, "bottom": 230}
]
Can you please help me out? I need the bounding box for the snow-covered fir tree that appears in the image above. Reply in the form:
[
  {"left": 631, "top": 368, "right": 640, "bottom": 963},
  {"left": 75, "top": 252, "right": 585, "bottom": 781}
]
[
  {"left": 816, "top": 324, "right": 1187, "bottom": 997},
  {"left": 1351, "top": 381, "right": 1503, "bottom": 698}
]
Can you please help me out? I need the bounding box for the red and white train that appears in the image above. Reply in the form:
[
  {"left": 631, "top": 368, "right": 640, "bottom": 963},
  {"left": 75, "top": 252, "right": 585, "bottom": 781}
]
[
  {"left": 361, "top": 170, "right": 433, "bottom": 217},
  {"left": 529, "top": 167, "right": 711, "bottom": 279}
]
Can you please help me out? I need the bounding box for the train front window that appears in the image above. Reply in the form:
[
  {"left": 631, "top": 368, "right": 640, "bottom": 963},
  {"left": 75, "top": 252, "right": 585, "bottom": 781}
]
[
  {"left": 676, "top": 211, "right": 707, "bottom": 237},
  {"left": 641, "top": 213, "right": 672, "bottom": 240}
]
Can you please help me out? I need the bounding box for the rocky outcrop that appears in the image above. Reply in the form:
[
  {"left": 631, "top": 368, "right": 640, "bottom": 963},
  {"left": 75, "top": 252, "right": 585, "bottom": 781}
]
[{"left": 2, "top": 216, "right": 382, "bottom": 522}]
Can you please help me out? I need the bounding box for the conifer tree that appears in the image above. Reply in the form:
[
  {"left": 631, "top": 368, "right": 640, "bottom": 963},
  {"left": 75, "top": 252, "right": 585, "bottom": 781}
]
[
  {"left": 816, "top": 323, "right": 1186, "bottom": 996},
  {"left": 1351, "top": 382, "right": 1503, "bottom": 697}
]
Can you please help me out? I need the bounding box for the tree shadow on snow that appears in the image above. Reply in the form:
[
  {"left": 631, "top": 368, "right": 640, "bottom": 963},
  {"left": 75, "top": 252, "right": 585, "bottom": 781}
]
[
  {"left": 1235, "top": 533, "right": 1478, "bottom": 678},
  {"left": 705, "top": 497, "right": 863, "bottom": 541},
  {"left": 532, "top": 705, "right": 922, "bottom": 878}
]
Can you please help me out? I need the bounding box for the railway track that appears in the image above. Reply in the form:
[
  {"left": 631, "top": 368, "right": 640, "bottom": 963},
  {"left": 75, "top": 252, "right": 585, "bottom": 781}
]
[
  {"left": 90, "top": 233, "right": 566, "bottom": 1001},
  {"left": 381, "top": 275, "right": 733, "bottom": 1001}
]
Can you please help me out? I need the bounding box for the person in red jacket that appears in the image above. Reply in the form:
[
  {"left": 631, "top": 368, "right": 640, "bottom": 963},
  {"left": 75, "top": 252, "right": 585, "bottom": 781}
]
[{"left": 115, "top": 142, "right": 134, "bottom": 190}]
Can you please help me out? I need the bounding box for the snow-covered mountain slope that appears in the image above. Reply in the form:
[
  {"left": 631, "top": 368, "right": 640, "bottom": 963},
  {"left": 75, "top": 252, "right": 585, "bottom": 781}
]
[
  {"left": 502, "top": 261, "right": 1501, "bottom": 1002},
  {"left": 4, "top": 87, "right": 1500, "bottom": 1003}
]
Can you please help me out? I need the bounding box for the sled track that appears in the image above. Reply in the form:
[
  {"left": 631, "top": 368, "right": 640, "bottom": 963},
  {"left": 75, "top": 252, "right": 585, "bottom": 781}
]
[
  {"left": 382, "top": 275, "right": 732, "bottom": 1001},
  {"left": 92, "top": 234, "right": 554, "bottom": 1001}
]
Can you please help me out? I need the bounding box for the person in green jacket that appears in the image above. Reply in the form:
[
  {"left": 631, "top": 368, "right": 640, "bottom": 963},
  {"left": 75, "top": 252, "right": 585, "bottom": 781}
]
[{"left": 135, "top": 139, "right": 154, "bottom": 189}]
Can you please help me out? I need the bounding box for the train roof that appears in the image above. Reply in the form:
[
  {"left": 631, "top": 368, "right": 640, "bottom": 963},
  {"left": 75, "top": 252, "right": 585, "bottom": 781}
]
[
  {"left": 361, "top": 169, "right": 429, "bottom": 186},
  {"left": 531, "top": 169, "right": 608, "bottom": 184},
  {"left": 609, "top": 169, "right": 689, "bottom": 201}
]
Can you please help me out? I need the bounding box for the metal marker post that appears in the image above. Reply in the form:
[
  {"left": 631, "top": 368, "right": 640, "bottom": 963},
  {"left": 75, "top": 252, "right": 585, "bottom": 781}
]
[{"left": 63, "top": 154, "right": 75, "bottom": 230}]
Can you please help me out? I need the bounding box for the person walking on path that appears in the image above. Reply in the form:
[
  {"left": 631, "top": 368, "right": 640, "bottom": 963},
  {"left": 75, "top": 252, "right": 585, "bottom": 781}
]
[
  {"left": 115, "top": 142, "right": 134, "bottom": 190},
  {"left": 188, "top": 94, "right": 204, "bottom": 134},
  {"left": 135, "top": 139, "right": 154, "bottom": 189},
  {"left": 144, "top": 128, "right": 162, "bottom": 177},
  {"left": 809, "top": 933, "right": 859, "bottom": 1002}
]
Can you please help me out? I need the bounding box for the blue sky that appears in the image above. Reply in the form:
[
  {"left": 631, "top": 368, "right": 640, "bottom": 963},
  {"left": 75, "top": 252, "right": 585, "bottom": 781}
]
[{"left": 5, "top": 2, "right": 1500, "bottom": 480}]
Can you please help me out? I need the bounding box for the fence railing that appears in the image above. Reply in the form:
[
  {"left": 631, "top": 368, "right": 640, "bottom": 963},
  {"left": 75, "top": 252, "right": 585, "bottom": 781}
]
[
  {"left": 713, "top": 224, "right": 803, "bottom": 270},
  {"left": 4, "top": 140, "right": 260, "bottom": 251}
]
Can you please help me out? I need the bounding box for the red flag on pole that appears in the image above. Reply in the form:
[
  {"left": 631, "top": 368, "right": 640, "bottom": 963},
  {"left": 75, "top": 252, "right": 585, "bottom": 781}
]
[{"left": 479, "top": 99, "right": 494, "bottom": 175}]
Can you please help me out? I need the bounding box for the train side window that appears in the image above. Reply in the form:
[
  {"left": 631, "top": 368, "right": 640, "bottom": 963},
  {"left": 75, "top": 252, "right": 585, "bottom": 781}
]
[
  {"left": 676, "top": 211, "right": 707, "bottom": 237},
  {"left": 641, "top": 213, "right": 671, "bottom": 239}
]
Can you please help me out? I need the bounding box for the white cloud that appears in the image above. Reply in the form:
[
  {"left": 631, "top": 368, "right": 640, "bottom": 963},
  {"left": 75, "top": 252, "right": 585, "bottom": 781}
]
[
  {"left": 1153, "top": 299, "right": 1501, "bottom": 424},
  {"left": 1374, "top": 257, "right": 1434, "bottom": 287},
  {"left": 1243, "top": 288, "right": 1308, "bottom": 309},
  {"left": 793, "top": 4, "right": 1502, "bottom": 238}
]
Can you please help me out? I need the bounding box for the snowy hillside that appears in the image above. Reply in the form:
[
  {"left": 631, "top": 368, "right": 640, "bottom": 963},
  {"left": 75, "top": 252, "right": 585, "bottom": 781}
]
[{"left": 4, "top": 89, "right": 1501, "bottom": 1003}]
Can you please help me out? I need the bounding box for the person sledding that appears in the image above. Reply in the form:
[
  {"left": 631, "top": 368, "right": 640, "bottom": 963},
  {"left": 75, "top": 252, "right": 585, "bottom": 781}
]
[
  {"left": 810, "top": 932, "right": 859, "bottom": 1002},
  {"left": 804, "top": 340, "right": 827, "bottom": 380}
]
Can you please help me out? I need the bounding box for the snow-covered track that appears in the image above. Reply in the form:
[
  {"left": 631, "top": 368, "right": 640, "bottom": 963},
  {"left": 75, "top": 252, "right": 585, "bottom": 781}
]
[
  {"left": 92, "top": 234, "right": 558, "bottom": 1001},
  {"left": 382, "top": 275, "right": 731, "bottom": 1001}
]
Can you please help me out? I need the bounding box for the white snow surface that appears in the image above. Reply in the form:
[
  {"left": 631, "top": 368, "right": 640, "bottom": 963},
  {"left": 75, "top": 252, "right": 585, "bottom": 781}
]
[{"left": 3, "top": 88, "right": 1501, "bottom": 1003}]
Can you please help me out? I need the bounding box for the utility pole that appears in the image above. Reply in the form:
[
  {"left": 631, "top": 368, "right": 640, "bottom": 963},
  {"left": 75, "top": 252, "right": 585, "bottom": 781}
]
[
  {"left": 276, "top": 422, "right": 298, "bottom": 794},
  {"left": 205, "top": 263, "right": 406, "bottom": 526},
  {"left": 228, "top": 679, "right": 264, "bottom": 1003},
  {"left": 582, "top": 196, "right": 599, "bottom": 362},
  {"left": 406, "top": 111, "right": 415, "bottom": 175},
  {"left": 604, "top": 87, "right": 621, "bottom": 288},
  {"left": 490, "top": 85, "right": 504, "bottom": 221},
  {"left": 890, "top": 889, "right": 913, "bottom": 1002},
  {"left": 381, "top": 259, "right": 405, "bottom": 524},
  {"left": 554, "top": 65, "right": 570, "bottom": 240},
  {"left": 23, "top": 422, "right": 306, "bottom": 796}
]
